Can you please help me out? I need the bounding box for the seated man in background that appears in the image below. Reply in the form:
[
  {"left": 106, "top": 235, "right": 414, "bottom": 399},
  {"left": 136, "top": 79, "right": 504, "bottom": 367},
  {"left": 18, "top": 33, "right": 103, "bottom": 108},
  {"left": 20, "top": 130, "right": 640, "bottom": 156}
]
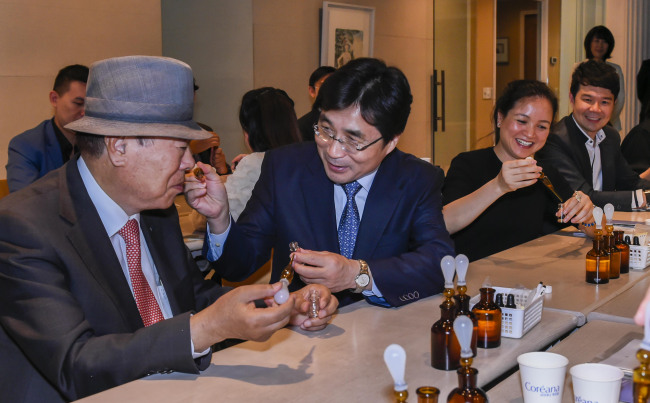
[
  {"left": 297, "top": 65, "right": 336, "bottom": 141},
  {"left": 0, "top": 55, "right": 336, "bottom": 402},
  {"left": 536, "top": 60, "right": 650, "bottom": 211},
  {"left": 6, "top": 64, "right": 88, "bottom": 192},
  {"left": 187, "top": 58, "right": 454, "bottom": 308}
]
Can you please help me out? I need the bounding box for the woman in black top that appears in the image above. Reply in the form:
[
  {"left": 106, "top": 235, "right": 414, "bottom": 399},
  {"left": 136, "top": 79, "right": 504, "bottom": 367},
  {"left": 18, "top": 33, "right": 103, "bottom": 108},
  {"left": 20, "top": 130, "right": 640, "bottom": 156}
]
[{"left": 442, "top": 80, "right": 595, "bottom": 261}]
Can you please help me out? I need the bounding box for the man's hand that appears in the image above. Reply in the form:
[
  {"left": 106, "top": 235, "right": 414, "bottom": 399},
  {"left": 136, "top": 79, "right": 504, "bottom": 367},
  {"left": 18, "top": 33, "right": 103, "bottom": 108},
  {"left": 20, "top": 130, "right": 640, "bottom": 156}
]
[
  {"left": 286, "top": 284, "right": 338, "bottom": 330},
  {"left": 184, "top": 161, "right": 230, "bottom": 233},
  {"left": 190, "top": 283, "right": 294, "bottom": 352},
  {"left": 292, "top": 249, "right": 359, "bottom": 293}
]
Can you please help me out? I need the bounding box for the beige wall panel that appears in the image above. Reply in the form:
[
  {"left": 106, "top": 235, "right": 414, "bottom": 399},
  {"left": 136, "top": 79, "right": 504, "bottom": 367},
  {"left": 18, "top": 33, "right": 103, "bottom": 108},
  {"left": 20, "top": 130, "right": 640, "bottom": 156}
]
[
  {"left": 0, "top": 0, "right": 161, "bottom": 180},
  {"left": 253, "top": 23, "right": 318, "bottom": 117}
]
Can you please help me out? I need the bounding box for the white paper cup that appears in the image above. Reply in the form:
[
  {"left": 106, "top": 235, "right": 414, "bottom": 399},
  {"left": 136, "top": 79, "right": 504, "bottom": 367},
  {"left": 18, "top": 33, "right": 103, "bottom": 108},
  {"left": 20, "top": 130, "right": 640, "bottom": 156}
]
[
  {"left": 517, "top": 352, "right": 568, "bottom": 403},
  {"left": 570, "top": 363, "right": 623, "bottom": 403}
]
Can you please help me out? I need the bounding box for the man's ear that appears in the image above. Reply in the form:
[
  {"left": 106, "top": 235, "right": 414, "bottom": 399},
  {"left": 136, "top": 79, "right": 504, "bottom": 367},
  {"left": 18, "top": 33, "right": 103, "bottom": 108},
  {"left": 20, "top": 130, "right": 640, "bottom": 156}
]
[
  {"left": 105, "top": 137, "right": 128, "bottom": 167},
  {"left": 49, "top": 91, "right": 59, "bottom": 108}
]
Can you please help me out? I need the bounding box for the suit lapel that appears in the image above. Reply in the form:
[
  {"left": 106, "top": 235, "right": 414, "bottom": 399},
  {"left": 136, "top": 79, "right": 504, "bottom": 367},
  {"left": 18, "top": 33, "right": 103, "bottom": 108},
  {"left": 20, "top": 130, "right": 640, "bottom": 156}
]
[
  {"left": 566, "top": 116, "right": 595, "bottom": 187},
  {"left": 300, "top": 152, "right": 339, "bottom": 252},
  {"left": 354, "top": 150, "right": 404, "bottom": 259},
  {"left": 61, "top": 161, "right": 144, "bottom": 328}
]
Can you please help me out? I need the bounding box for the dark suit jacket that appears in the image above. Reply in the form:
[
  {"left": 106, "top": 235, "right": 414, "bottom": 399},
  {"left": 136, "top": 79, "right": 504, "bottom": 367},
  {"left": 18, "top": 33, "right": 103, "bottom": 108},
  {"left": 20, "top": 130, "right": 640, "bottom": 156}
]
[
  {"left": 536, "top": 115, "right": 650, "bottom": 211},
  {"left": 0, "top": 159, "right": 227, "bottom": 402},
  {"left": 214, "top": 142, "right": 454, "bottom": 307},
  {"left": 6, "top": 119, "right": 65, "bottom": 193}
]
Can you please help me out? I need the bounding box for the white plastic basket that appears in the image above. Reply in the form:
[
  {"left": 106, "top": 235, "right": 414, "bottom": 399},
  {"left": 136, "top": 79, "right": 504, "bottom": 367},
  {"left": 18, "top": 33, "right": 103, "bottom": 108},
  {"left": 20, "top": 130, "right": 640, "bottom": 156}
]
[
  {"left": 470, "top": 286, "right": 543, "bottom": 339},
  {"left": 630, "top": 245, "right": 650, "bottom": 270}
]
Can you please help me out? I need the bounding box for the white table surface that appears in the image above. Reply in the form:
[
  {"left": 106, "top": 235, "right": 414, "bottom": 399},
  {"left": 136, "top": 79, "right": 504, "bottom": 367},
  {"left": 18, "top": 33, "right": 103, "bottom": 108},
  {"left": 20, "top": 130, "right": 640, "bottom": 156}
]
[
  {"left": 464, "top": 228, "right": 650, "bottom": 326},
  {"left": 488, "top": 320, "right": 643, "bottom": 402},
  {"left": 76, "top": 296, "right": 577, "bottom": 402}
]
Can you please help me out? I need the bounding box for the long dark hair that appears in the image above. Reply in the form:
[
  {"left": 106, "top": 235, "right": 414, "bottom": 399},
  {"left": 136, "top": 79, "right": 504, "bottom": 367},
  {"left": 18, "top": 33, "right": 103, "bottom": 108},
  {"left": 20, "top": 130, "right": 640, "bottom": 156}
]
[
  {"left": 239, "top": 87, "right": 301, "bottom": 152},
  {"left": 493, "top": 80, "right": 558, "bottom": 143}
]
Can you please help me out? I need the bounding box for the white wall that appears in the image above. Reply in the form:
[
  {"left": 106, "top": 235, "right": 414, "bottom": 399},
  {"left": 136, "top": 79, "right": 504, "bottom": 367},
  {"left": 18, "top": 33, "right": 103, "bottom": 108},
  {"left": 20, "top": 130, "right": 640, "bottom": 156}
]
[
  {"left": 0, "top": 0, "right": 162, "bottom": 180},
  {"left": 161, "top": 0, "right": 254, "bottom": 160}
]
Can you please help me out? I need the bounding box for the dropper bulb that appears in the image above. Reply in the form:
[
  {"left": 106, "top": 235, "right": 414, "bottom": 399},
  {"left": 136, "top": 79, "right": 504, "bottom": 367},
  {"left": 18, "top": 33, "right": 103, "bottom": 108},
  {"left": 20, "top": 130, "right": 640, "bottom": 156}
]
[
  {"left": 384, "top": 344, "right": 408, "bottom": 392},
  {"left": 440, "top": 255, "right": 456, "bottom": 288},
  {"left": 604, "top": 203, "right": 614, "bottom": 222},
  {"left": 593, "top": 207, "right": 604, "bottom": 229},
  {"left": 455, "top": 254, "right": 469, "bottom": 286},
  {"left": 453, "top": 316, "right": 474, "bottom": 358}
]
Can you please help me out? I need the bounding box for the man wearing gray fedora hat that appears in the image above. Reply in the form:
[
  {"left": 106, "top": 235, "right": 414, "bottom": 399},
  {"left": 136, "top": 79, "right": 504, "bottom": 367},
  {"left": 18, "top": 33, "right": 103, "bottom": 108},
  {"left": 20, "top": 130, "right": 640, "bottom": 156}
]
[{"left": 0, "top": 55, "right": 337, "bottom": 402}]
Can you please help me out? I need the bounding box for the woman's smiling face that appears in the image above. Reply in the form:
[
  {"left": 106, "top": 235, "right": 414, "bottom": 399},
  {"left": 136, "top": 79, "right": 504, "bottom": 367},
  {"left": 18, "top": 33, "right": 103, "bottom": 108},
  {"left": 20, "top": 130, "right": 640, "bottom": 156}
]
[{"left": 494, "top": 96, "right": 553, "bottom": 162}]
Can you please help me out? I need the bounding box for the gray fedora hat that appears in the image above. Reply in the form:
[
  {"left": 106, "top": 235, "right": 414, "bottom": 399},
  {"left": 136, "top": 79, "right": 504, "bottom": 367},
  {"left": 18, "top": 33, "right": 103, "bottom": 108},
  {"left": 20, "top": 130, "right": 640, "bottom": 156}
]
[{"left": 66, "top": 55, "right": 210, "bottom": 140}]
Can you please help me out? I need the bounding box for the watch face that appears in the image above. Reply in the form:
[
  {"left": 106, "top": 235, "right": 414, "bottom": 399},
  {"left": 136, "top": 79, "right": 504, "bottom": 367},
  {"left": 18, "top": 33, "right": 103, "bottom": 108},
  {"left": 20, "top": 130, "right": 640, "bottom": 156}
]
[{"left": 356, "top": 273, "right": 370, "bottom": 287}]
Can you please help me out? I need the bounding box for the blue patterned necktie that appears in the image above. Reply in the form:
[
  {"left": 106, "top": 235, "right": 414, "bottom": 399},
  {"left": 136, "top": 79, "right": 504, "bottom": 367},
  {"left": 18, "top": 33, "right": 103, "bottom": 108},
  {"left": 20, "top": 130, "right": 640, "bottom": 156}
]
[{"left": 338, "top": 181, "right": 362, "bottom": 258}]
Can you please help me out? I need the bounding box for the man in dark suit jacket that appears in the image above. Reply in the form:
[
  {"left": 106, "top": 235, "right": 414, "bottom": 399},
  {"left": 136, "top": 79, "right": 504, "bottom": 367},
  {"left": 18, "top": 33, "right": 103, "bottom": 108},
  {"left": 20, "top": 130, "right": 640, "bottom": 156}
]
[
  {"left": 6, "top": 64, "right": 88, "bottom": 192},
  {"left": 297, "top": 65, "right": 335, "bottom": 141},
  {"left": 189, "top": 58, "right": 454, "bottom": 307},
  {"left": 536, "top": 60, "right": 650, "bottom": 211},
  {"left": 0, "top": 56, "right": 336, "bottom": 402}
]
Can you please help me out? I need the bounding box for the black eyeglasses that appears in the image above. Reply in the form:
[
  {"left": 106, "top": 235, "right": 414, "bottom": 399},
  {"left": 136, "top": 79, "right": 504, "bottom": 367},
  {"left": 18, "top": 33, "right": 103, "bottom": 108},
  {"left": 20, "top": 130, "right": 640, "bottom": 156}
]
[{"left": 313, "top": 124, "right": 383, "bottom": 154}]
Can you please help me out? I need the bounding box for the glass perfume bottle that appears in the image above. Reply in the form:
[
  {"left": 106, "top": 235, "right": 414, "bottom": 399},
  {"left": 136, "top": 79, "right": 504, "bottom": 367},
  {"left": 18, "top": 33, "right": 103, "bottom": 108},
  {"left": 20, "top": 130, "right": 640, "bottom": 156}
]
[
  {"left": 274, "top": 242, "right": 300, "bottom": 304},
  {"left": 471, "top": 286, "right": 501, "bottom": 349},
  {"left": 416, "top": 386, "right": 440, "bottom": 403},
  {"left": 634, "top": 302, "right": 650, "bottom": 403},
  {"left": 452, "top": 254, "right": 477, "bottom": 357},
  {"left": 604, "top": 204, "right": 620, "bottom": 279},
  {"left": 586, "top": 207, "right": 610, "bottom": 284},
  {"left": 447, "top": 316, "right": 489, "bottom": 403},
  {"left": 384, "top": 344, "right": 408, "bottom": 403},
  {"left": 614, "top": 230, "right": 630, "bottom": 274},
  {"left": 431, "top": 256, "right": 460, "bottom": 370}
]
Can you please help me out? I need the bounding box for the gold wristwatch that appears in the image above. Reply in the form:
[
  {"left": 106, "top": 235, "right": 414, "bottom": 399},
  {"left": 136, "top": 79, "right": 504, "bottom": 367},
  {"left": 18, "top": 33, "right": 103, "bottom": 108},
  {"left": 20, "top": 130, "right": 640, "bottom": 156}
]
[{"left": 352, "top": 259, "right": 370, "bottom": 293}]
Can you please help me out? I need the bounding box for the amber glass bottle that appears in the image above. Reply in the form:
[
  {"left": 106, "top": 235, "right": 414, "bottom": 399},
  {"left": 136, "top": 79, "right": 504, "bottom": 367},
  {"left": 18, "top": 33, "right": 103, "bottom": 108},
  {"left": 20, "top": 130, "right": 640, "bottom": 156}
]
[
  {"left": 614, "top": 230, "right": 630, "bottom": 274},
  {"left": 605, "top": 230, "right": 621, "bottom": 279},
  {"left": 471, "top": 288, "right": 501, "bottom": 348},
  {"left": 634, "top": 348, "right": 650, "bottom": 403},
  {"left": 431, "top": 287, "right": 460, "bottom": 370},
  {"left": 586, "top": 236, "right": 610, "bottom": 284},
  {"left": 447, "top": 363, "right": 489, "bottom": 402}
]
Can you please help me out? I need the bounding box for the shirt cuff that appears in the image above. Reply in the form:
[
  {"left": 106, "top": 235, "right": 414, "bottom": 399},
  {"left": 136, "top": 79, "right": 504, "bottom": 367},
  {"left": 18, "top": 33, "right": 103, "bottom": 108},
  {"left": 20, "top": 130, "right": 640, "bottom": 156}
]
[
  {"left": 190, "top": 314, "right": 212, "bottom": 359},
  {"left": 362, "top": 277, "right": 383, "bottom": 298},
  {"left": 633, "top": 189, "right": 645, "bottom": 209},
  {"left": 205, "top": 217, "right": 231, "bottom": 262}
]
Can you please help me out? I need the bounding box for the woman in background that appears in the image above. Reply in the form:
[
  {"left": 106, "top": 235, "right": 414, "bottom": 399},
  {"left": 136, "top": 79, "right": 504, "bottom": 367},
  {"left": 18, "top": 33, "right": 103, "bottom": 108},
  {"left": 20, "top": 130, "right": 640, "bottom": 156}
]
[
  {"left": 225, "top": 87, "right": 302, "bottom": 220},
  {"left": 442, "top": 80, "right": 594, "bottom": 261}
]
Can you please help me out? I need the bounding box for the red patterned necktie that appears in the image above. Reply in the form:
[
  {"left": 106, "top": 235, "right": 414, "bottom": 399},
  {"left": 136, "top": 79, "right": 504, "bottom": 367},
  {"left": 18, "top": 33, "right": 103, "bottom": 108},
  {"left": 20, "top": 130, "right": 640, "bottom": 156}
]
[{"left": 118, "top": 219, "right": 165, "bottom": 327}]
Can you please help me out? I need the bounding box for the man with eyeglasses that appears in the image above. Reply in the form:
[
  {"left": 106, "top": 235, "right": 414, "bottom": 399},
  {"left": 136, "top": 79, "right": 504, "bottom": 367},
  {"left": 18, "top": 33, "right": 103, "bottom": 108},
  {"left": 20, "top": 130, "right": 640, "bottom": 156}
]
[{"left": 187, "top": 58, "right": 454, "bottom": 307}]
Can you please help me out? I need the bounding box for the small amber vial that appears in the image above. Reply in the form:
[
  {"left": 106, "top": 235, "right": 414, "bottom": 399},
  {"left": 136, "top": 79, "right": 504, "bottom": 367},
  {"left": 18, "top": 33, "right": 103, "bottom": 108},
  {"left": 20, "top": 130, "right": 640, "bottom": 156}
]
[{"left": 416, "top": 386, "right": 440, "bottom": 403}]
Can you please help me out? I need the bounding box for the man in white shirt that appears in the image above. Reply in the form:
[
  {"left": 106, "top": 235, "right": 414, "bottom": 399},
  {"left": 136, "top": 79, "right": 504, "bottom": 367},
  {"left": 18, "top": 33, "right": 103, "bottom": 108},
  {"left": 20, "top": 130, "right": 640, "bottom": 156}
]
[
  {"left": 537, "top": 59, "right": 650, "bottom": 211},
  {"left": 0, "top": 56, "right": 336, "bottom": 402}
]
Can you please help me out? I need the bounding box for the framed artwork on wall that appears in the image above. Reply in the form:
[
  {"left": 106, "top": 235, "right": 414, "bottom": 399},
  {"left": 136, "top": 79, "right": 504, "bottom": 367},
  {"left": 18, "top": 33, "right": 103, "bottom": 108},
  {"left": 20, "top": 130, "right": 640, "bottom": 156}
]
[
  {"left": 496, "top": 37, "right": 509, "bottom": 64},
  {"left": 320, "top": 2, "right": 375, "bottom": 68}
]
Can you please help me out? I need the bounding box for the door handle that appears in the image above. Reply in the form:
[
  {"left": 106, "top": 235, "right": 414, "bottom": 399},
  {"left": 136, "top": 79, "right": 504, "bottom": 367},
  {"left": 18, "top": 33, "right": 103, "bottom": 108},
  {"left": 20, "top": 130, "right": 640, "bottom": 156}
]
[{"left": 432, "top": 70, "right": 446, "bottom": 133}]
